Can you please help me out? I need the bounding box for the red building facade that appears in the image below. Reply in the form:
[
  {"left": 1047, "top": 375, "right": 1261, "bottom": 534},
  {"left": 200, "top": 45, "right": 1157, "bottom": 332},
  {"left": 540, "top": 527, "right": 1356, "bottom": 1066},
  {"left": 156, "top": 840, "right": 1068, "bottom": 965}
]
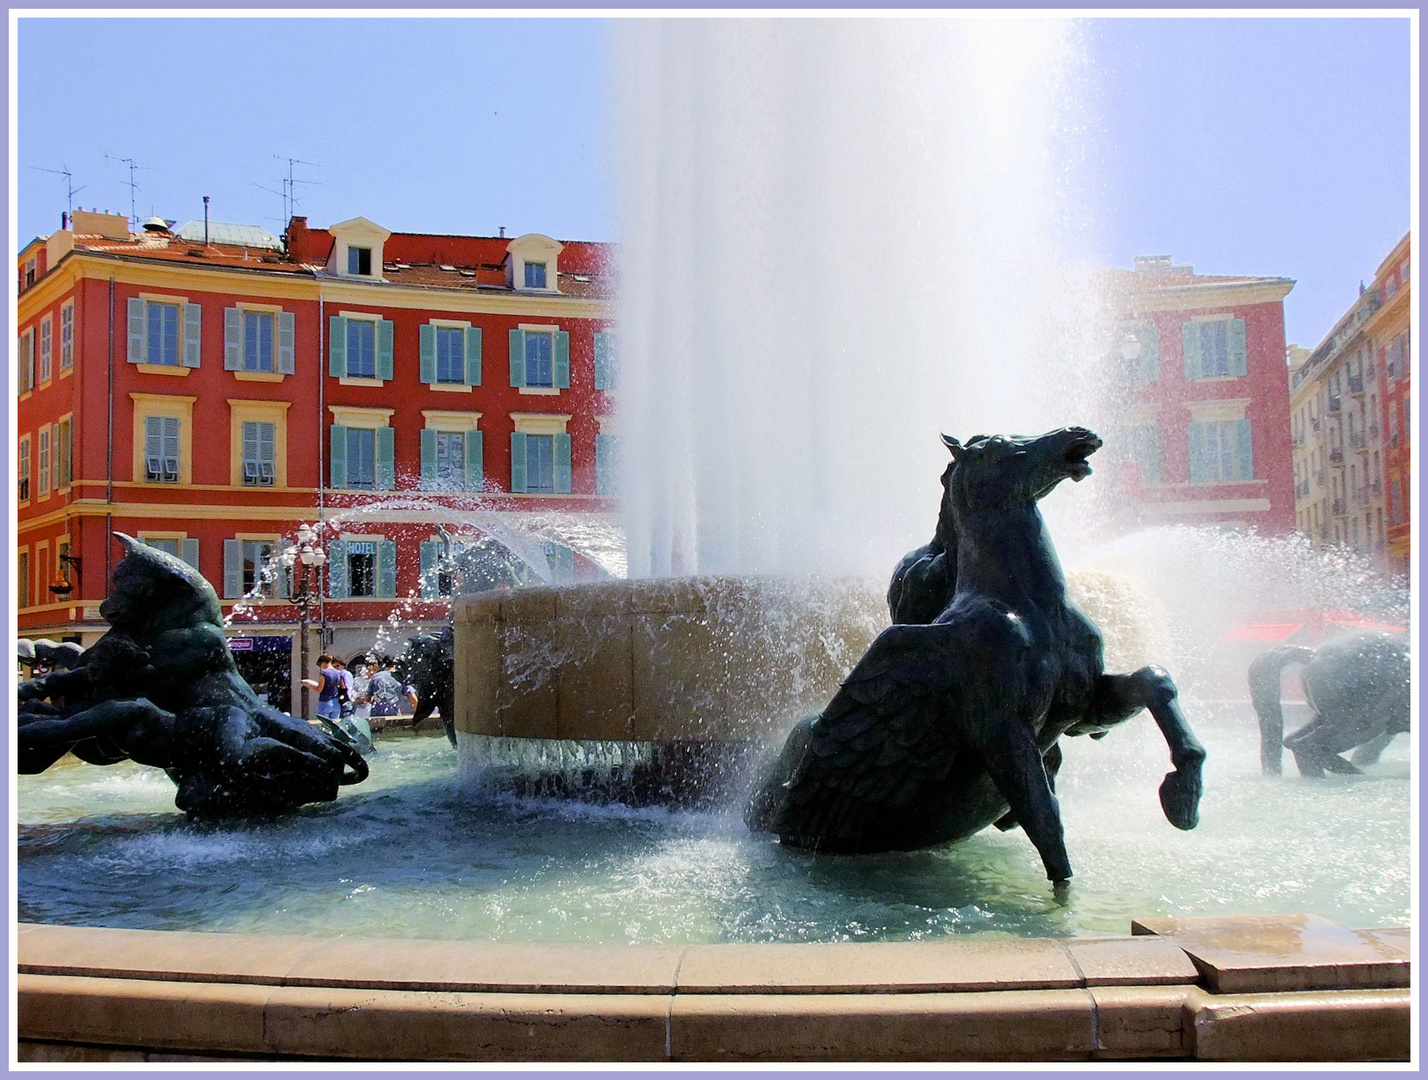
[
  {"left": 17, "top": 211, "right": 615, "bottom": 709},
  {"left": 1105, "top": 256, "right": 1297, "bottom": 532}
]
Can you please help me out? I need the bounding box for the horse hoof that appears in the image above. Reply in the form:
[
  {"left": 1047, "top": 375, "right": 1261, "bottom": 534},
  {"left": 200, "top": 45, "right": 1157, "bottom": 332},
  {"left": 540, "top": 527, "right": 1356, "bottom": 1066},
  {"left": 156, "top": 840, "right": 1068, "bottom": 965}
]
[{"left": 1159, "top": 769, "right": 1201, "bottom": 830}]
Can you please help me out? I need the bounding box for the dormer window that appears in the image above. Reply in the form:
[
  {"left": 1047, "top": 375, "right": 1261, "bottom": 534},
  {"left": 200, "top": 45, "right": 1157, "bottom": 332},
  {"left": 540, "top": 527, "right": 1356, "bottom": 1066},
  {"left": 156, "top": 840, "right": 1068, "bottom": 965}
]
[
  {"left": 507, "top": 233, "right": 563, "bottom": 293},
  {"left": 524, "top": 261, "right": 547, "bottom": 289},
  {"left": 327, "top": 217, "right": 391, "bottom": 281}
]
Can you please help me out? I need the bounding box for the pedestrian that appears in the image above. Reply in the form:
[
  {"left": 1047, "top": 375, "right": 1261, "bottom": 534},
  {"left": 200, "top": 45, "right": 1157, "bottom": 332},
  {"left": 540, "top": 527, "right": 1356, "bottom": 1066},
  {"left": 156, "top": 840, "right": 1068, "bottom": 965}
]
[
  {"left": 332, "top": 657, "right": 357, "bottom": 718},
  {"left": 350, "top": 655, "right": 374, "bottom": 723},
  {"left": 363, "top": 658, "right": 406, "bottom": 719},
  {"left": 301, "top": 654, "right": 343, "bottom": 722}
]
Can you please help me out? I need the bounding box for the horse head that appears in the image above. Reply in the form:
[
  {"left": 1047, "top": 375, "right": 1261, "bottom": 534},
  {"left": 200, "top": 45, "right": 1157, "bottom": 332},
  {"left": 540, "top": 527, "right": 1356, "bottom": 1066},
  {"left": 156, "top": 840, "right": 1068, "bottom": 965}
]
[
  {"left": 943, "top": 427, "right": 1102, "bottom": 519},
  {"left": 101, "top": 533, "right": 227, "bottom": 638}
]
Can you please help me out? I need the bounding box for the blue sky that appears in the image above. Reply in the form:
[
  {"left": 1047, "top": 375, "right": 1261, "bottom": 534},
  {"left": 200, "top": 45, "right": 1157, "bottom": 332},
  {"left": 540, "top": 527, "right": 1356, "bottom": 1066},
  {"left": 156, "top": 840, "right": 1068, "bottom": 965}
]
[{"left": 15, "top": 14, "right": 1412, "bottom": 349}]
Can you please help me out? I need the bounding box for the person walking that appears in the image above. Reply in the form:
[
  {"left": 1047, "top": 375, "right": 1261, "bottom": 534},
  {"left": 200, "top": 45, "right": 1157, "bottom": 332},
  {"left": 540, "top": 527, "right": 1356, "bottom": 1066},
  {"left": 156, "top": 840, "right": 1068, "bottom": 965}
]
[
  {"left": 301, "top": 655, "right": 343, "bottom": 722},
  {"left": 363, "top": 658, "right": 406, "bottom": 719}
]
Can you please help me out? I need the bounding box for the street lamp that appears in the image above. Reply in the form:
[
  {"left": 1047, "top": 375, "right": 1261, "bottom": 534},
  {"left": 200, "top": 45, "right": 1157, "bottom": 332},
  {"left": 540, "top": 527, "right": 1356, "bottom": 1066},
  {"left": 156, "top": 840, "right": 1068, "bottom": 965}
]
[
  {"left": 280, "top": 523, "right": 326, "bottom": 720},
  {"left": 1119, "top": 331, "right": 1143, "bottom": 364}
]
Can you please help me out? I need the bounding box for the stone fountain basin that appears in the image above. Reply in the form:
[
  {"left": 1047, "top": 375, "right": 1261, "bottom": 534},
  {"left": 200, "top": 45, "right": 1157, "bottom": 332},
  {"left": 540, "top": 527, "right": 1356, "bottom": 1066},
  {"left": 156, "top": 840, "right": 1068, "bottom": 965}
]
[{"left": 17, "top": 916, "right": 1409, "bottom": 1061}]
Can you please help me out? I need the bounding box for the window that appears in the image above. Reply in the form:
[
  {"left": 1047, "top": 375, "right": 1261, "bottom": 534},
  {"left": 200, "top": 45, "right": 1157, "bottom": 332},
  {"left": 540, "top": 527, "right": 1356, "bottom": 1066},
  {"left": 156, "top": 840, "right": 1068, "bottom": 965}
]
[
  {"left": 347, "top": 320, "right": 376, "bottom": 378},
  {"left": 327, "top": 537, "right": 396, "bottom": 599},
  {"left": 436, "top": 431, "right": 465, "bottom": 487},
  {"left": 60, "top": 301, "right": 73, "bottom": 372},
  {"left": 19, "top": 330, "right": 34, "bottom": 394},
  {"left": 55, "top": 418, "right": 72, "bottom": 488},
  {"left": 329, "top": 411, "right": 394, "bottom": 490},
  {"left": 144, "top": 536, "right": 200, "bottom": 571},
  {"left": 525, "top": 332, "right": 554, "bottom": 387},
  {"left": 242, "top": 540, "right": 278, "bottom": 595},
  {"left": 18, "top": 435, "right": 30, "bottom": 502},
  {"left": 244, "top": 311, "right": 275, "bottom": 372},
  {"left": 39, "top": 316, "right": 52, "bottom": 383},
  {"left": 420, "top": 324, "right": 481, "bottom": 388},
  {"left": 146, "top": 301, "right": 182, "bottom": 366},
  {"left": 509, "top": 417, "right": 571, "bottom": 495},
  {"left": 128, "top": 297, "right": 200, "bottom": 368},
  {"left": 524, "top": 261, "right": 547, "bottom": 289},
  {"left": 37, "top": 428, "right": 50, "bottom": 496},
  {"left": 242, "top": 420, "right": 276, "bottom": 486},
  {"left": 145, "top": 416, "right": 181, "bottom": 483},
  {"left": 508, "top": 328, "right": 569, "bottom": 390},
  {"left": 347, "top": 540, "right": 378, "bottom": 597},
  {"left": 17, "top": 551, "right": 28, "bottom": 608},
  {"left": 1183, "top": 318, "right": 1247, "bottom": 379},
  {"left": 1188, "top": 420, "right": 1253, "bottom": 482},
  {"left": 222, "top": 538, "right": 286, "bottom": 599},
  {"left": 24, "top": 258, "right": 36, "bottom": 288},
  {"left": 345, "top": 428, "right": 376, "bottom": 490},
  {"left": 328, "top": 315, "right": 392, "bottom": 381},
  {"left": 436, "top": 327, "right": 465, "bottom": 383},
  {"left": 348, "top": 246, "right": 372, "bottom": 276}
]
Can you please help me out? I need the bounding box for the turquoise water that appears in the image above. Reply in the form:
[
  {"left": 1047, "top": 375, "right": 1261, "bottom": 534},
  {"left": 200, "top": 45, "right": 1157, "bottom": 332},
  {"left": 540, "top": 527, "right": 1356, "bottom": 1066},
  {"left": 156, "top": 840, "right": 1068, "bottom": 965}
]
[{"left": 16, "top": 702, "right": 1411, "bottom": 943}]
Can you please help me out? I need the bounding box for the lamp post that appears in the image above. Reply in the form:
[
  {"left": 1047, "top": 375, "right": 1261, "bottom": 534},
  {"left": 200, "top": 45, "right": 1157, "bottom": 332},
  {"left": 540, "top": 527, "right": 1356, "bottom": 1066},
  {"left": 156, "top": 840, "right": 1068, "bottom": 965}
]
[{"left": 280, "top": 523, "right": 326, "bottom": 720}]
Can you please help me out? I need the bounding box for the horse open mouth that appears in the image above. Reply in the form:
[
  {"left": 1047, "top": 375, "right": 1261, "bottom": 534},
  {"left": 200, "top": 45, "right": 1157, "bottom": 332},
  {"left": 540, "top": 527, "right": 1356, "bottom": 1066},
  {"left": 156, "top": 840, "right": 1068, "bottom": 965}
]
[{"left": 1063, "top": 435, "right": 1101, "bottom": 481}]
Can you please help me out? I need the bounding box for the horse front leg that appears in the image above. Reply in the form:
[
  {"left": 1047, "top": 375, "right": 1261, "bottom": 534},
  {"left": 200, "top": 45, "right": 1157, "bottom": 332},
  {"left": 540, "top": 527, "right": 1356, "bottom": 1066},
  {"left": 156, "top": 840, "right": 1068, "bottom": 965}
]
[
  {"left": 977, "top": 721, "right": 1073, "bottom": 883},
  {"left": 1078, "top": 667, "right": 1205, "bottom": 831}
]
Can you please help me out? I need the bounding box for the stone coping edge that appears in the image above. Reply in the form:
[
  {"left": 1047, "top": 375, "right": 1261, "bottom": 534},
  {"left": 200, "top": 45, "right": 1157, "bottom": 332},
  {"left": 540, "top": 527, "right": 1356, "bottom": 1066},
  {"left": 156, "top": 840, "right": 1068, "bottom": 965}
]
[{"left": 16, "top": 920, "right": 1413, "bottom": 1062}]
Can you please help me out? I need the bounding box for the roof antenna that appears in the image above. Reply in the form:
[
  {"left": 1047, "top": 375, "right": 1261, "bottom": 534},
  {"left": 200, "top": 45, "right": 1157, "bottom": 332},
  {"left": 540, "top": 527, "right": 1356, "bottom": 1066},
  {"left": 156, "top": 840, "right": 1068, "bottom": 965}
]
[
  {"left": 103, "top": 154, "right": 154, "bottom": 230},
  {"left": 30, "top": 164, "right": 86, "bottom": 225},
  {"left": 203, "top": 196, "right": 210, "bottom": 246}
]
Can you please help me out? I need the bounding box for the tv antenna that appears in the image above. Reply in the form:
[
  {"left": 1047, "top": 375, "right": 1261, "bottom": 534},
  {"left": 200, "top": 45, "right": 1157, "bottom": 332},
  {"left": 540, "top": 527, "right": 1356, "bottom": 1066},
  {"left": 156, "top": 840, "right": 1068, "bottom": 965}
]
[
  {"left": 270, "top": 155, "right": 320, "bottom": 225},
  {"left": 103, "top": 153, "right": 155, "bottom": 229},
  {"left": 30, "top": 164, "right": 86, "bottom": 224}
]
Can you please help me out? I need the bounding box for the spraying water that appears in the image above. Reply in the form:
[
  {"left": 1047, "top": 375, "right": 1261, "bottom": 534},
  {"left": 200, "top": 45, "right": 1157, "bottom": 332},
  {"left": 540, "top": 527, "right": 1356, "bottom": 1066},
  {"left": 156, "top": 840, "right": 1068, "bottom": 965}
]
[{"left": 614, "top": 18, "right": 1106, "bottom": 577}]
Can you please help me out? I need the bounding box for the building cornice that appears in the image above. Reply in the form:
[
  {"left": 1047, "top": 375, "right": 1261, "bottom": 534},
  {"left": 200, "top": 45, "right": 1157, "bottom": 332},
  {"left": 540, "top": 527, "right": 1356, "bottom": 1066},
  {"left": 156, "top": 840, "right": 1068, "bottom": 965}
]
[{"left": 1112, "top": 279, "right": 1295, "bottom": 314}]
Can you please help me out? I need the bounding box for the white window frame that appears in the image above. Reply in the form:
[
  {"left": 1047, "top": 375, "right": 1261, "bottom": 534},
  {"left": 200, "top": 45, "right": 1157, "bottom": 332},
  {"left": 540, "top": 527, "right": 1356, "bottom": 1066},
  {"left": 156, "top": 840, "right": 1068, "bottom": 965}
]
[{"left": 60, "top": 300, "right": 74, "bottom": 372}]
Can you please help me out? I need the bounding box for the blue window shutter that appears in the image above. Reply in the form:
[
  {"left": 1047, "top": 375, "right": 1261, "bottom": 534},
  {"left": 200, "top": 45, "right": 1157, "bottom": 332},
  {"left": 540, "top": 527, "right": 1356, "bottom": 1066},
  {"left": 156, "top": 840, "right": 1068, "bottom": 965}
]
[
  {"left": 330, "top": 424, "right": 348, "bottom": 489},
  {"left": 377, "top": 319, "right": 394, "bottom": 381},
  {"left": 1229, "top": 318, "right": 1247, "bottom": 376},
  {"left": 554, "top": 433, "right": 572, "bottom": 494},
  {"left": 127, "top": 297, "right": 145, "bottom": 363},
  {"left": 378, "top": 540, "right": 397, "bottom": 598},
  {"left": 277, "top": 311, "right": 295, "bottom": 374},
  {"left": 1182, "top": 322, "right": 1202, "bottom": 380},
  {"left": 419, "top": 324, "right": 436, "bottom": 384},
  {"left": 593, "top": 332, "right": 610, "bottom": 390},
  {"left": 223, "top": 539, "right": 243, "bottom": 599},
  {"left": 509, "top": 329, "right": 525, "bottom": 387},
  {"left": 181, "top": 537, "right": 201, "bottom": 573},
  {"left": 329, "top": 316, "right": 347, "bottom": 377},
  {"left": 183, "top": 303, "right": 202, "bottom": 368},
  {"left": 1187, "top": 422, "right": 1207, "bottom": 482},
  {"left": 596, "top": 433, "right": 614, "bottom": 494},
  {"left": 554, "top": 331, "right": 570, "bottom": 388},
  {"left": 224, "top": 307, "right": 242, "bottom": 370},
  {"left": 327, "top": 540, "right": 348, "bottom": 598},
  {"left": 375, "top": 427, "right": 395, "bottom": 490},
  {"left": 420, "top": 428, "right": 438, "bottom": 489},
  {"left": 466, "top": 431, "right": 483, "bottom": 492},
  {"left": 1140, "top": 323, "right": 1159, "bottom": 382},
  {"left": 419, "top": 540, "right": 438, "bottom": 598},
  {"left": 1235, "top": 418, "right": 1253, "bottom": 480},
  {"left": 510, "top": 432, "right": 527, "bottom": 493},
  {"left": 466, "top": 327, "right": 482, "bottom": 386}
]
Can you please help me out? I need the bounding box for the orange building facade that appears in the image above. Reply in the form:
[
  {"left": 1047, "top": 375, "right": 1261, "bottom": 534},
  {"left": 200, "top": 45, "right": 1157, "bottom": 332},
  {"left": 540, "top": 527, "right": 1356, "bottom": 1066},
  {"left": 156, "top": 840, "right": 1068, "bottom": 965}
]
[{"left": 17, "top": 211, "right": 615, "bottom": 709}]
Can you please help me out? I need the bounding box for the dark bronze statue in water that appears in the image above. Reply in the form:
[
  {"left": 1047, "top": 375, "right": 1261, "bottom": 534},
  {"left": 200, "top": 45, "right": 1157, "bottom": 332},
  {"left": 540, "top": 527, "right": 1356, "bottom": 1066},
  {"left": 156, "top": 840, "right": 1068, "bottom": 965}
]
[
  {"left": 1249, "top": 630, "right": 1409, "bottom": 777},
  {"left": 393, "top": 625, "right": 456, "bottom": 747},
  {"left": 746, "top": 427, "right": 1206, "bottom": 884},
  {"left": 17, "top": 534, "right": 368, "bottom": 816}
]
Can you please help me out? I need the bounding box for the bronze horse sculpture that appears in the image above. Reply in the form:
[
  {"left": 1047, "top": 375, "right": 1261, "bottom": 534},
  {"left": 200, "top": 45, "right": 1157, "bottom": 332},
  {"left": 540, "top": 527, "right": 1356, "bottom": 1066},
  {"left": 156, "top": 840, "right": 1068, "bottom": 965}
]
[
  {"left": 18, "top": 534, "right": 368, "bottom": 816},
  {"left": 746, "top": 427, "right": 1206, "bottom": 885},
  {"left": 1249, "top": 630, "right": 1410, "bottom": 777},
  {"left": 393, "top": 624, "right": 456, "bottom": 747}
]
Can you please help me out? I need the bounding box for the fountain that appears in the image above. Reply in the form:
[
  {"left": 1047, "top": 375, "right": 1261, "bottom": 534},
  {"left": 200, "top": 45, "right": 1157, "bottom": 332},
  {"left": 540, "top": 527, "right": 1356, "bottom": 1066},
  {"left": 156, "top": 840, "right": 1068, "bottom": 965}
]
[{"left": 17, "top": 19, "right": 1410, "bottom": 1062}]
